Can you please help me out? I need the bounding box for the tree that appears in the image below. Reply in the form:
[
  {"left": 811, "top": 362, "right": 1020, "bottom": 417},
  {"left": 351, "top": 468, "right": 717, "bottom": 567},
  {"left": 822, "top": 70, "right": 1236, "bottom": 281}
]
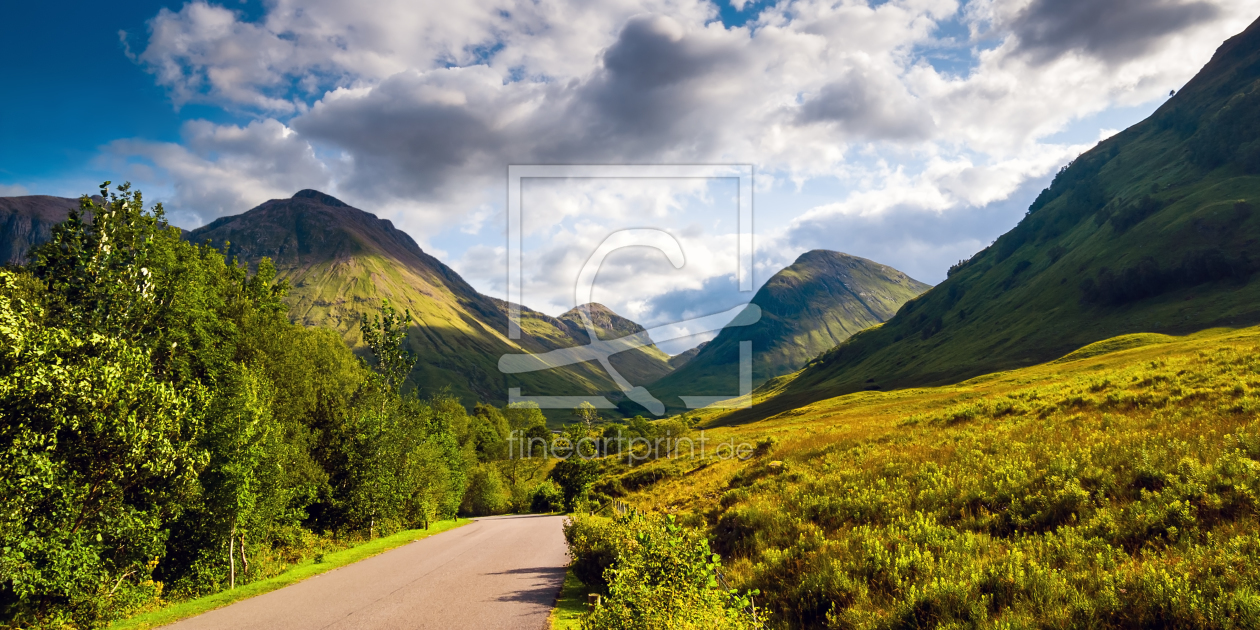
[
  {"left": 549, "top": 457, "right": 601, "bottom": 512},
  {"left": 574, "top": 401, "right": 599, "bottom": 434},
  {"left": 359, "top": 301, "right": 415, "bottom": 393},
  {"left": 0, "top": 270, "right": 202, "bottom": 626}
]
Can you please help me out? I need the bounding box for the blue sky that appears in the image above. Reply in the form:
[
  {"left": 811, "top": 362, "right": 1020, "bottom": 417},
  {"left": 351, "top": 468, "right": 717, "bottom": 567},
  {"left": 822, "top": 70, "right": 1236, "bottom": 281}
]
[
  {"left": 0, "top": 2, "right": 257, "bottom": 187},
  {"left": 3, "top": 0, "right": 1257, "bottom": 352}
]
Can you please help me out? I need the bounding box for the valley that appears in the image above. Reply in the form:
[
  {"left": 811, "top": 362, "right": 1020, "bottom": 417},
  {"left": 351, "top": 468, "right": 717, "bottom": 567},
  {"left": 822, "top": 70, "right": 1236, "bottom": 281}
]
[{"left": 6, "top": 5, "right": 1260, "bottom": 630}]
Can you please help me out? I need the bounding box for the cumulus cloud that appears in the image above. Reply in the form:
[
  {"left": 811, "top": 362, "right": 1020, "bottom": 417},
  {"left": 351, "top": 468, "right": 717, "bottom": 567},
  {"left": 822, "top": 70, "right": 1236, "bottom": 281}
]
[
  {"left": 103, "top": 118, "right": 332, "bottom": 227},
  {"left": 1003, "top": 0, "right": 1222, "bottom": 65},
  {"left": 796, "top": 67, "right": 937, "bottom": 142},
  {"left": 456, "top": 177, "right": 741, "bottom": 323},
  {"left": 104, "top": 0, "right": 1260, "bottom": 337}
]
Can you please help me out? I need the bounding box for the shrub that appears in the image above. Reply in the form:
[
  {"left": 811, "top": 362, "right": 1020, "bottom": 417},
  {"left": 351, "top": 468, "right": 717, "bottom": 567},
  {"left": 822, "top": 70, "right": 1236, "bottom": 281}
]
[
  {"left": 569, "top": 513, "right": 762, "bottom": 629},
  {"left": 550, "top": 457, "right": 601, "bottom": 512},
  {"left": 460, "top": 464, "right": 510, "bottom": 516},
  {"left": 529, "top": 480, "right": 564, "bottom": 513},
  {"left": 563, "top": 514, "right": 623, "bottom": 593}
]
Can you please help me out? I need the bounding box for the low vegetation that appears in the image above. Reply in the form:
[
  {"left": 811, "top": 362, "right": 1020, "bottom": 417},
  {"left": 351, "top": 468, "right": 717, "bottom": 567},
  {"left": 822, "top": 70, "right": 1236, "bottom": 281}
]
[
  {"left": 564, "top": 512, "right": 762, "bottom": 629},
  {"left": 602, "top": 326, "right": 1260, "bottom": 628}
]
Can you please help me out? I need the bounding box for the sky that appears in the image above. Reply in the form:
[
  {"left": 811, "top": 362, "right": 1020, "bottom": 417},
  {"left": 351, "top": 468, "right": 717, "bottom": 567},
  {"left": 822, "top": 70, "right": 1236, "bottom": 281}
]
[{"left": 3, "top": 0, "right": 1259, "bottom": 354}]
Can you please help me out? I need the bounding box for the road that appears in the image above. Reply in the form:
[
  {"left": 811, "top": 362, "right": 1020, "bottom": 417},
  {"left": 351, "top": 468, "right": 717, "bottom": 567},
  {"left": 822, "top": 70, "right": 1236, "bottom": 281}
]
[{"left": 162, "top": 514, "right": 569, "bottom": 630}]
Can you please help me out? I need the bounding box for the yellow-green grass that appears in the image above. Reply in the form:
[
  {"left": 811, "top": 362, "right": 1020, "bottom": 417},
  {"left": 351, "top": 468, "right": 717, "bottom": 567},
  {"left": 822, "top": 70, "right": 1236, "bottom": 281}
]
[
  {"left": 548, "top": 566, "right": 588, "bottom": 630},
  {"left": 608, "top": 325, "right": 1260, "bottom": 627},
  {"left": 109, "top": 519, "right": 469, "bottom": 630}
]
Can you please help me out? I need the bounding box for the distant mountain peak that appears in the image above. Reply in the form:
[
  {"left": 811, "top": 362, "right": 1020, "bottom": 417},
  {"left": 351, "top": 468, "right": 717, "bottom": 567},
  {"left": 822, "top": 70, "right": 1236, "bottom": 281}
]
[
  {"left": 560, "top": 302, "right": 651, "bottom": 338},
  {"left": 795, "top": 249, "right": 848, "bottom": 262},
  {"left": 291, "top": 189, "right": 348, "bottom": 207},
  {"left": 647, "top": 248, "right": 930, "bottom": 411}
]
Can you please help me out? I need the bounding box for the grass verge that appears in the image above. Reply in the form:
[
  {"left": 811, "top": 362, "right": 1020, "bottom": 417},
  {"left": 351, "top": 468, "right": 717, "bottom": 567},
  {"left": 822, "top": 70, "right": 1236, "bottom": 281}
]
[
  {"left": 548, "top": 566, "right": 587, "bottom": 630},
  {"left": 110, "top": 519, "right": 470, "bottom": 630}
]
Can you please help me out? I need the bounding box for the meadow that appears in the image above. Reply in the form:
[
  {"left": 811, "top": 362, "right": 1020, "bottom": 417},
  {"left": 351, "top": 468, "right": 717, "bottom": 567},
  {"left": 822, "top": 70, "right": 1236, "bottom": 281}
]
[{"left": 592, "top": 326, "right": 1260, "bottom": 628}]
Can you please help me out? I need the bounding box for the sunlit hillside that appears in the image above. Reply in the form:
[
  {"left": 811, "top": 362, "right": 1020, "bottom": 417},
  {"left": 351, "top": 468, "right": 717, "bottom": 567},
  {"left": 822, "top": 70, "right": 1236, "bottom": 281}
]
[
  {"left": 600, "top": 326, "right": 1260, "bottom": 628},
  {"left": 741, "top": 18, "right": 1260, "bottom": 424}
]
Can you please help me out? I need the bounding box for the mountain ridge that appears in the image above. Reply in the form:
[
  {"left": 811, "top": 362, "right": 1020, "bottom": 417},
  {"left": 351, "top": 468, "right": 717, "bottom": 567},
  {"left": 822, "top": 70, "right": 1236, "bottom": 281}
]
[
  {"left": 647, "top": 249, "right": 930, "bottom": 412},
  {"left": 186, "top": 191, "right": 675, "bottom": 410},
  {"left": 0, "top": 196, "right": 81, "bottom": 265},
  {"left": 724, "top": 14, "right": 1260, "bottom": 424}
]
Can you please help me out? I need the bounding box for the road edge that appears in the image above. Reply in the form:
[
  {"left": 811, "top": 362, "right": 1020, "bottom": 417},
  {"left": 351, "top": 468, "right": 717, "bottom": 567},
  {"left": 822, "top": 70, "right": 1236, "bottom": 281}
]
[
  {"left": 548, "top": 565, "right": 587, "bottom": 629},
  {"left": 109, "top": 519, "right": 472, "bottom": 630}
]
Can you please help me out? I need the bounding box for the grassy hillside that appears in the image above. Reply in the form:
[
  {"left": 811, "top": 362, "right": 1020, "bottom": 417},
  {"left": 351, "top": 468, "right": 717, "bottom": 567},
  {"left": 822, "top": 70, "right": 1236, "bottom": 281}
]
[
  {"left": 187, "top": 190, "right": 672, "bottom": 412},
  {"left": 735, "top": 17, "right": 1260, "bottom": 422},
  {"left": 648, "top": 250, "right": 929, "bottom": 412},
  {"left": 601, "top": 324, "right": 1260, "bottom": 628}
]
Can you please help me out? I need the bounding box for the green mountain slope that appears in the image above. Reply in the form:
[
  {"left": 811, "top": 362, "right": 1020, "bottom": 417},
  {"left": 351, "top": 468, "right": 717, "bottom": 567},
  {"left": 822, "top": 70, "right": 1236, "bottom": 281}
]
[
  {"left": 740, "top": 16, "right": 1260, "bottom": 422},
  {"left": 187, "top": 190, "right": 672, "bottom": 408},
  {"left": 648, "top": 250, "right": 929, "bottom": 411},
  {"left": 667, "top": 341, "right": 708, "bottom": 370},
  {"left": 0, "top": 196, "right": 78, "bottom": 265}
]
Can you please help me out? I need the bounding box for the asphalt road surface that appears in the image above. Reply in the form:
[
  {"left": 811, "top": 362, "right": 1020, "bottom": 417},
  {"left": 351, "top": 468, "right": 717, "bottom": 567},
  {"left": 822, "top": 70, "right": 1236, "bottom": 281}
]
[{"left": 162, "top": 514, "right": 569, "bottom": 630}]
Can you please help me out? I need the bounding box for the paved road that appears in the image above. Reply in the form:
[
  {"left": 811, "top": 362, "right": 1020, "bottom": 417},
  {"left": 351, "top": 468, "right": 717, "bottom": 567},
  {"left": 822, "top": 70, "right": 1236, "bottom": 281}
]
[{"left": 163, "top": 515, "right": 569, "bottom": 630}]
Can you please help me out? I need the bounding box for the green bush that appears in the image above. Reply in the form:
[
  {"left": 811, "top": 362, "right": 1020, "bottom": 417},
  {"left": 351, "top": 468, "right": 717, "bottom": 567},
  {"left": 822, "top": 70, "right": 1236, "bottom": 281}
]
[
  {"left": 529, "top": 480, "right": 564, "bottom": 513},
  {"left": 563, "top": 514, "right": 623, "bottom": 593},
  {"left": 570, "top": 513, "right": 761, "bottom": 630},
  {"left": 550, "top": 457, "right": 601, "bottom": 512},
  {"left": 460, "top": 464, "right": 510, "bottom": 516}
]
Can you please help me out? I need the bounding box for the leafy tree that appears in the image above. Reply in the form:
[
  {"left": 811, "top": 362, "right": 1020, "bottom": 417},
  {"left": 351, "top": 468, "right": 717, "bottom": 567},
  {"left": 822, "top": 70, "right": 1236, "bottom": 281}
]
[
  {"left": 550, "top": 457, "right": 601, "bottom": 512},
  {"left": 0, "top": 183, "right": 474, "bottom": 624},
  {"left": 359, "top": 301, "right": 415, "bottom": 393},
  {"left": 574, "top": 401, "right": 599, "bottom": 433},
  {"left": 460, "top": 464, "right": 509, "bottom": 516},
  {"left": 0, "top": 270, "right": 202, "bottom": 626}
]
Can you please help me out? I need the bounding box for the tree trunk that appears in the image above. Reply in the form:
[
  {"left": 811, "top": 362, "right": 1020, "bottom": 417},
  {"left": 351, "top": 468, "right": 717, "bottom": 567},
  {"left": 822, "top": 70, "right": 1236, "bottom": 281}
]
[
  {"left": 229, "top": 524, "right": 236, "bottom": 590},
  {"left": 240, "top": 532, "right": 248, "bottom": 576}
]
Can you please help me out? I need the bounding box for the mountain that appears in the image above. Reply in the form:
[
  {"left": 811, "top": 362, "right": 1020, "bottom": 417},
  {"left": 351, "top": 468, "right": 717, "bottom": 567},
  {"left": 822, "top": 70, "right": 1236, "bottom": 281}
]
[
  {"left": 667, "top": 341, "right": 708, "bottom": 370},
  {"left": 0, "top": 196, "right": 79, "bottom": 265},
  {"left": 557, "top": 303, "right": 674, "bottom": 385},
  {"left": 186, "top": 190, "right": 673, "bottom": 409},
  {"left": 646, "top": 250, "right": 929, "bottom": 411},
  {"left": 734, "top": 16, "right": 1260, "bottom": 422}
]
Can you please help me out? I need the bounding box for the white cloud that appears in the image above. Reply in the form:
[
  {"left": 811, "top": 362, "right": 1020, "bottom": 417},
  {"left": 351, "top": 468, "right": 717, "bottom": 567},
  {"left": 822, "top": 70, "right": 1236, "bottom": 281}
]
[
  {"left": 105, "top": 0, "right": 1260, "bottom": 332},
  {"left": 102, "top": 118, "right": 332, "bottom": 227},
  {"left": 0, "top": 184, "right": 30, "bottom": 197}
]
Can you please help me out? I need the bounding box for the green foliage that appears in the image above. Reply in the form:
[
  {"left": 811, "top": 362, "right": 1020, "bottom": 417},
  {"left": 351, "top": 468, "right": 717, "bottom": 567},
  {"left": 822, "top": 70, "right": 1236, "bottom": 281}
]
[
  {"left": 529, "top": 480, "right": 564, "bottom": 513},
  {"left": 563, "top": 513, "right": 762, "bottom": 629},
  {"left": 1080, "top": 246, "right": 1254, "bottom": 306},
  {"left": 460, "top": 464, "right": 510, "bottom": 516},
  {"left": 359, "top": 300, "right": 416, "bottom": 392},
  {"left": 563, "top": 515, "right": 622, "bottom": 592},
  {"left": 0, "top": 184, "right": 473, "bottom": 627},
  {"left": 0, "top": 271, "right": 200, "bottom": 626},
  {"left": 550, "top": 457, "right": 602, "bottom": 512}
]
